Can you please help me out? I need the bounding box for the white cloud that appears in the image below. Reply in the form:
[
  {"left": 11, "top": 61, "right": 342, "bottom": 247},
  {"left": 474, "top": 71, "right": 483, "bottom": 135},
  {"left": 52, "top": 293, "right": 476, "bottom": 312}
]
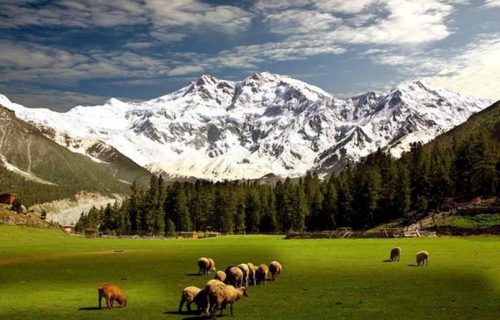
[
  {"left": 484, "top": 0, "right": 500, "bottom": 7},
  {"left": 424, "top": 37, "right": 500, "bottom": 100},
  {"left": 264, "top": 9, "right": 341, "bottom": 35},
  {"left": 314, "top": 0, "right": 378, "bottom": 14}
]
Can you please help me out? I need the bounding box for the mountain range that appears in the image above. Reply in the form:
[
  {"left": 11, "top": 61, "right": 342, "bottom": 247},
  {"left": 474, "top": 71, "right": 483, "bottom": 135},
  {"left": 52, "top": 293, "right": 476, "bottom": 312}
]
[{"left": 0, "top": 72, "right": 492, "bottom": 182}]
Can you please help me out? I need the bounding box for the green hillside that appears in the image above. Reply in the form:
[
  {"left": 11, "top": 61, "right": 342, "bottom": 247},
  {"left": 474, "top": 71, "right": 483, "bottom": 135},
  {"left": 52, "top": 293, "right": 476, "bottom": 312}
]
[{"left": 0, "top": 107, "right": 150, "bottom": 205}]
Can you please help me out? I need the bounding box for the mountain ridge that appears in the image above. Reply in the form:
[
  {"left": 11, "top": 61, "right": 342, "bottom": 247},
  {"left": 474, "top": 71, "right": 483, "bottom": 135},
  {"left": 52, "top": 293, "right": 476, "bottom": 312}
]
[{"left": 0, "top": 73, "right": 492, "bottom": 181}]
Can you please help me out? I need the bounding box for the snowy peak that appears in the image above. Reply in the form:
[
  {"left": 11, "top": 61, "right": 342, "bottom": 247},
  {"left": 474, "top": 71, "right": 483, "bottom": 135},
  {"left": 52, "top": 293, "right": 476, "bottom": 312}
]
[{"left": 0, "top": 74, "right": 493, "bottom": 181}]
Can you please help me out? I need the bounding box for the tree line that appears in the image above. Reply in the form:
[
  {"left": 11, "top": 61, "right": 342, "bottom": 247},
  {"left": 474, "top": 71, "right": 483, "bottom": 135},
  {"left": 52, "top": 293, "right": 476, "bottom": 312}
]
[{"left": 76, "top": 131, "right": 498, "bottom": 235}]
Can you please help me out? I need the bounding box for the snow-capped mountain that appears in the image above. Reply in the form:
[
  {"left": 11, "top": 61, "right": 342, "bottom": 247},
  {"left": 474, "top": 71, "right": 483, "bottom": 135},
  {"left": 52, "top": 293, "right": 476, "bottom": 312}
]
[{"left": 0, "top": 72, "right": 492, "bottom": 180}]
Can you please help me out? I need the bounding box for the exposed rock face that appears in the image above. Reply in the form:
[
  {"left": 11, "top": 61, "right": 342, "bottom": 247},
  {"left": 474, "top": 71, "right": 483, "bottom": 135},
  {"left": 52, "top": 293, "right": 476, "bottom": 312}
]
[{"left": 1, "top": 73, "right": 491, "bottom": 180}]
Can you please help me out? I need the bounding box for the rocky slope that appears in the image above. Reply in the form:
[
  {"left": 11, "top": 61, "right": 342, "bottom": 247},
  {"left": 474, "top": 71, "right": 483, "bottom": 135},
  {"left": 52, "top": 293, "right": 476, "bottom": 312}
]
[{"left": 1, "top": 73, "right": 491, "bottom": 180}]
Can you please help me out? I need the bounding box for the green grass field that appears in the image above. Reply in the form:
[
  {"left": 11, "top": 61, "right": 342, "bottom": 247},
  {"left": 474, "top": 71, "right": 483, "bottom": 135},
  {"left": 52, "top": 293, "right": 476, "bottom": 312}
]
[{"left": 0, "top": 226, "right": 499, "bottom": 319}]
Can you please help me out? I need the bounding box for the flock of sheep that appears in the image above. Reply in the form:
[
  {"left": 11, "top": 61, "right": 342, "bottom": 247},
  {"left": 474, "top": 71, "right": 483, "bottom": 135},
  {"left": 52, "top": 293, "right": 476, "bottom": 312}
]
[
  {"left": 94, "top": 247, "right": 428, "bottom": 317},
  {"left": 178, "top": 257, "right": 283, "bottom": 319},
  {"left": 390, "top": 247, "right": 429, "bottom": 266}
]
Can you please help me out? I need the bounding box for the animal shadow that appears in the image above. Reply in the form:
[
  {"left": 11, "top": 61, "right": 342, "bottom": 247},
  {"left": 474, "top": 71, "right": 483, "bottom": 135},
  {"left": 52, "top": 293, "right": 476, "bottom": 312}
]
[
  {"left": 382, "top": 259, "right": 393, "bottom": 263},
  {"left": 164, "top": 311, "right": 207, "bottom": 319},
  {"left": 185, "top": 273, "right": 202, "bottom": 276},
  {"left": 78, "top": 307, "right": 102, "bottom": 311},
  {"left": 407, "top": 264, "right": 419, "bottom": 267}
]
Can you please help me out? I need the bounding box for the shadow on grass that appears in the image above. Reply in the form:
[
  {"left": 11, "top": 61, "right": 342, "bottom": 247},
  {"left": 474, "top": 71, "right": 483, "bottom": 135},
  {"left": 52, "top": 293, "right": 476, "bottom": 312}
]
[
  {"left": 185, "top": 273, "right": 203, "bottom": 276},
  {"left": 164, "top": 310, "right": 207, "bottom": 319},
  {"left": 382, "top": 259, "right": 394, "bottom": 263},
  {"left": 407, "top": 264, "right": 420, "bottom": 267},
  {"left": 78, "top": 307, "right": 101, "bottom": 311}
]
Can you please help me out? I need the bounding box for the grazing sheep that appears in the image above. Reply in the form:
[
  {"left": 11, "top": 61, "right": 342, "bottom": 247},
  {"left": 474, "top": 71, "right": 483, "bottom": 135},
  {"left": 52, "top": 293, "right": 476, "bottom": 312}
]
[
  {"left": 226, "top": 266, "right": 244, "bottom": 287},
  {"left": 206, "top": 281, "right": 248, "bottom": 320},
  {"left": 237, "top": 263, "right": 250, "bottom": 287},
  {"left": 97, "top": 283, "right": 127, "bottom": 309},
  {"left": 215, "top": 270, "right": 226, "bottom": 282},
  {"left": 208, "top": 258, "right": 216, "bottom": 274},
  {"left": 269, "top": 261, "right": 283, "bottom": 280},
  {"left": 256, "top": 264, "right": 269, "bottom": 285},
  {"left": 390, "top": 247, "right": 401, "bottom": 262},
  {"left": 178, "top": 286, "right": 203, "bottom": 313},
  {"left": 198, "top": 257, "right": 210, "bottom": 275},
  {"left": 416, "top": 251, "right": 429, "bottom": 266},
  {"left": 204, "top": 280, "right": 226, "bottom": 315},
  {"left": 247, "top": 263, "right": 257, "bottom": 285}
]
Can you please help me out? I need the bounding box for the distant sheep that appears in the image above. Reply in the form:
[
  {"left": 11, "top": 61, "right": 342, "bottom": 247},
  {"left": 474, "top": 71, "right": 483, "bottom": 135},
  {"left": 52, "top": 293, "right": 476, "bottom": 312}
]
[
  {"left": 198, "top": 257, "right": 210, "bottom": 275},
  {"left": 237, "top": 263, "right": 250, "bottom": 287},
  {"left": 215, "top": 270, "right": 226, "bottom": 283},
  {"left": 416, "top": 251, "right": 429, "bottom": 266},
  {"left": 208, "top": 258, "right": 216, "bottom": 274},
  {"left": 226, "top": 266, "right": 244, "bottom": 287},
  {"left": 206, "top": 280, "right": 248, "bottom": 319},
  {"left": 178, "top": 286, "right": 206, "bottom": 313},
  {"left": 97, "top": 283, "right": 127, "bottom": 309},
  {"left": 256, "top": 264, "right": 269, "bottom": 285},
  {"left": 390, "top": 247, "right": 401, "bottom": 262},
  {"left": 269, "top": 261, "right": 283, "bottom": 280},
  {"left": 247, "top": 263, "right": 257, "bottom": 285}
]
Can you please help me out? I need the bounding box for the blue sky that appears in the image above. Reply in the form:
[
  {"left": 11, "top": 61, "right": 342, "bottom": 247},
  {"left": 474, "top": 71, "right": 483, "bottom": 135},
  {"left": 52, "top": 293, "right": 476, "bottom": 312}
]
[{"left": 0, "top": 0, "right": 499, "bottom": 111}]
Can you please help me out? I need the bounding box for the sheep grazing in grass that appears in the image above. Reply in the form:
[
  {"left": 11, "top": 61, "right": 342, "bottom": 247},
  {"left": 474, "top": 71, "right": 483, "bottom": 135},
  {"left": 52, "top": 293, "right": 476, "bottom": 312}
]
[
  {"left": 204, "top": 280, "right": 226, "bottom": 315},
  {"left": 226, "top": 266, "right": 244, "bottom": 287},
  {"left": 390, "top": 247, "right": 401, "bottom": 262},
  {"left": 215, "top": 270, "right": 226, "bottom": 282},
  {"left": 237, "top": 263, "right": 250, "bottom": 287},
  {"left": 256, "top": 264, "right": 269, "bottom": 285},
  {"left": 247, "top": 263, "right": 257, "bottom": 285},
  {"left": 97, "top": 283, "right": 127, "bottom": 309},
  {"left": 178, "top": 286, "right": 207, "bottom": 313},
  {"left": 208, "top": 258, "right": 216, "bottom": 274},
  {"left": 416, "top": 251, "right": 429, "bottom": 266},
  {"left": 206, "top": 280, "right": 248, "bottom": 320},
  {"left": 198, "top": 257, "right": 210, "bottom": 275},
  {"left": 269, "top": 261, "right": 283, "bottom": 280}
]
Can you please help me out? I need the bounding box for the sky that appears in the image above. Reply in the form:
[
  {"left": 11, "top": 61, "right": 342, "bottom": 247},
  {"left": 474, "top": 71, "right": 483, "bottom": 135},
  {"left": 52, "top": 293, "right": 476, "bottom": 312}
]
[{"left": 0, "top": 0, "right": 499, "bottom": 111}]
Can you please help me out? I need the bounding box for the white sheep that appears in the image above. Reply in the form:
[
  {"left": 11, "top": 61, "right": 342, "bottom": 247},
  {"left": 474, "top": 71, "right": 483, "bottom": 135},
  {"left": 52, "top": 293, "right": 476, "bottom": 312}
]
[
  {"left": 256, "top": 264, "right": 269, "bottom": 285},
  {"left": 215, "top": 270, "right": 226, "bottom": 283},
  {"left": 247, "top": 263, "right": 257, "bottom": 285},
  {"left": 178, "top": 286, "right": 206, "bottom": 313},
  {"left": 226, "top": 266, "right": 244, "bottom": 287},
  {"left": 206, "top": 280, "right": 248, "bottom": 319},
  {"left": 269, "top": 261, "right": 283, "bottom": 280},
  {"left": 237, "top": 263, "right": 250, "bottom": 287}
]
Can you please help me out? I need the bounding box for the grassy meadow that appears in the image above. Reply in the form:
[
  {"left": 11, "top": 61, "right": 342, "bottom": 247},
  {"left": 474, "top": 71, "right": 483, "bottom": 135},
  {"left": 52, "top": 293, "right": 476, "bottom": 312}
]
[{"left": 0, "top": 225, "right": 499, "bottom": 319}]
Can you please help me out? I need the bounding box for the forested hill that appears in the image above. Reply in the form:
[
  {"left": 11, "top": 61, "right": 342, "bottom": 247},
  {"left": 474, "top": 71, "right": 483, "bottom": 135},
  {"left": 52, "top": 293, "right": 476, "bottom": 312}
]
[
  {"left": 0, "top": 106, "right": 150, "bottom": 205},
  {"left": 76, "top": 101, "right": 499, "bottom": 234}
]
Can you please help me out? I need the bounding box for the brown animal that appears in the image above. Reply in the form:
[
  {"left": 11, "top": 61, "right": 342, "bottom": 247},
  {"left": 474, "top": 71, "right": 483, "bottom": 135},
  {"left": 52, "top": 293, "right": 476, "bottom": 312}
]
[
  {"left": 247, "top": 263, "right": 257, "bottom": 285},
  {"left": 390, "top": 247, "right": 401, "bottom": 262},
  {"left": 205, "top": 280, "right": 248, "bottom": 319},
  {"left": 226, "top": 266, "right": 244, "bottom": 287},
  {"left": 215, "top": 270, "right": 226, "bottom": 282},
  {"left": 208, "top": 258, "right": 216, "bottom": 274},
  {"left": 416, "top": 251, "right": 429, "bottom": 266},
  {"left": 98, "top": 283, "right": 127, "bottom": 309},
  {"left": 178, "top": 286, "right": 208, "bottom": 313},
  {"left": 269, "top": 261, "right": 283, "bottom": 280},
  {"left": 237, "top": 263, "right": 250, "bottom": 287},
  {"left": 198, "top": 257, "right": 211, "bottom": 275},
  {"left": 256, "top": 264, "right": 269, "bottom": 285}
]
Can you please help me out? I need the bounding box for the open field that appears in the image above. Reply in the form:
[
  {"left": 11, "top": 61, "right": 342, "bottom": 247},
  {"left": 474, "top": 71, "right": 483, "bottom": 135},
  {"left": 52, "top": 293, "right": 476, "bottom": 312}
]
[{"left": 0, "top": 226, "right": 499, "bottom": 319}]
